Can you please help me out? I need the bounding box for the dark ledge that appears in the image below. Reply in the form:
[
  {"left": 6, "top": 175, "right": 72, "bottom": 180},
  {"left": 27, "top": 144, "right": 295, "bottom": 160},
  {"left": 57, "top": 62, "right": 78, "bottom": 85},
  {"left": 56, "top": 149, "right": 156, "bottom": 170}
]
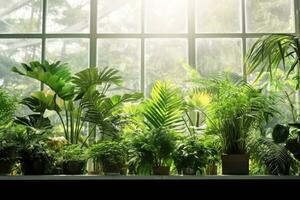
[
  {"left": 1, "top": 175, "right": 299, "bottom": 195},
  {"left": 0, "top": 175, "right": 300, "bottom": 180}
]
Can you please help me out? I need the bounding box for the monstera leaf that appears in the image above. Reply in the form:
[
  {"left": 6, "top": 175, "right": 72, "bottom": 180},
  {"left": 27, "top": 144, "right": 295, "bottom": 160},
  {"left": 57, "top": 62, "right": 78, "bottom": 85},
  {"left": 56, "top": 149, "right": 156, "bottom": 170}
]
[
  {"left": 21, "top": 91, "right": 61, "bottom": 113},
  {"left": 14, "top": 114, "right": 52, "bottom": 132},
  {"left": 12, "top": 61, "right": 75, "bottom": 100}
]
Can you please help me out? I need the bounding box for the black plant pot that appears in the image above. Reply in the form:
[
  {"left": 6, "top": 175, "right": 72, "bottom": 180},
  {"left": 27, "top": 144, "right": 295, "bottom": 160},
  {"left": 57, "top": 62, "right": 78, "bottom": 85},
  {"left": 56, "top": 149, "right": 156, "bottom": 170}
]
[
  {"left": 221, "top": 154, "right": 249, "bottom": 175},
  {"left": 20, "top": 158, "right": 49, "bottom": 175},
  {"left": 0, "top": 159, "right": 15, "bottom": 175},
  {"left": 62, "top": 161, "right": 85, "bottom": 175},
  {"left": 152, "top": 166, "right": 170, "bottom": 175}
]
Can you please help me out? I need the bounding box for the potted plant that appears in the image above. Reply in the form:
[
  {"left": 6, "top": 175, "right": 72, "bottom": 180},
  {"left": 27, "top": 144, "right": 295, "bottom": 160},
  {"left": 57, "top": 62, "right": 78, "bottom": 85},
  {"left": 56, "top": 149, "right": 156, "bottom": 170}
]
[
  {"left": 201, "top": 135, "right": 221, "bottom": 175},
  {"left": 205, "top": 76, "right": 275, "bottom": 175},
  {"left": 88, "top": 141, "right": 126, "bottom": 175},
  {"left": 57, "top": 144, "right": 87, "bottom": 175},
  {"left": 173, "top": 136, "right": 208, "bottom": 175},
  {"left": 128, "top": 128, "right": 177, "bottom": 175},
  {"left": 13, "top": 114, "right": 56, "bottom": 175},
  {"left": 128, "top": 81, "right": 183, "bottom": 175},
  {"left": 0, "top": 128, "right": 19, "bottom": 175}
]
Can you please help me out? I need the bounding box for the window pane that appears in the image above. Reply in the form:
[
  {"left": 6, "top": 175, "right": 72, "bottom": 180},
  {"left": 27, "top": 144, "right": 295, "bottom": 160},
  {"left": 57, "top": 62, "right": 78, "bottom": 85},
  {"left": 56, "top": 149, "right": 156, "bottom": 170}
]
[
  {"left": 196, "top": 39, "right": 242, "bottom": 76},
  {"left": 46, "top": 39, "right": 89, "bottom": 73},
  {"left": 98, "top": 39, "right": 141, "bottom": 92},
  {"left": 246, "top": 0, "right": 295, "bottom": 33},
  {"left": 145, "top": 39, "right": 188, "bottom": 94},
  {"left": 0, "top": 39, "right": 41, "bottom": 95},
  {"left": 98, "top": 0, "right": 141, "bottom": 33},
  {"left": 0, "top": 0, "right": 42, "bottom": 33},
  {"left": 47, "top": 0, "right": 90, "bottom": 33},
  {"left": 196, "top": 0, "right": 241, "bottom": 33},
  {"left": 145, "top": 0, "right": 187, "bottom": 33}
]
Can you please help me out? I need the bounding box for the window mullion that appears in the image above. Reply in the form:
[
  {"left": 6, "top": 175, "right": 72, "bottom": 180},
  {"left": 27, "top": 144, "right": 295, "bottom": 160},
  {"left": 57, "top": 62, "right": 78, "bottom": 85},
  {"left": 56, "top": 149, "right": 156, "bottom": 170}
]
[{"left": 188, "top": 0, "right": 196, "bottom": 68}]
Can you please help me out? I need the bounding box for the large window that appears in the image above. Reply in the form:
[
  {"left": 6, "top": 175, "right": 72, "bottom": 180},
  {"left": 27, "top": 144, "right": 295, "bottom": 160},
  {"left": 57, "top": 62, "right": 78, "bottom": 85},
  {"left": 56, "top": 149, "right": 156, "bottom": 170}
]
[{"left": 0, "top": 0, "right": 298, "bottom": 95}]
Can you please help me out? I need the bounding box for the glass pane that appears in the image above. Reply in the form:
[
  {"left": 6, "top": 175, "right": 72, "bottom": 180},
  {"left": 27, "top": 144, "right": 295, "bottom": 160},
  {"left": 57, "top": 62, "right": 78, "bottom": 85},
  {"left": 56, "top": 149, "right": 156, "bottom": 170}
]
[
  {"left": 98, "top": 0, "right": 141, "bottom": 33},
  {"left": 196, "top": 39, "right": 242, "bottom": 77},
  {"left": 98, "top": 39, "right": 141, "bottom": 92},
  {"left": 145, "top": 39, "right": 188, "bottom": 95},
  {"left": 145, "top": 0, "right": 187, "bottom": 33},
  {"left": 246, "top": 0, "right": 295, "bottom": 33},
  {"left": 0, "top": 0, "right": 42, "bottom": 33},
  {"left": 46, "top": 39, "right": 89, "bottom": 73},
  {"left": 0, "top": 39, "right": 41, "bottom": 96},
  {"left": 196, "top": 0, "right": 241, "bottom": 33},
  {"left": 47, "top": 0, "right": 90, "bottom": 33}
]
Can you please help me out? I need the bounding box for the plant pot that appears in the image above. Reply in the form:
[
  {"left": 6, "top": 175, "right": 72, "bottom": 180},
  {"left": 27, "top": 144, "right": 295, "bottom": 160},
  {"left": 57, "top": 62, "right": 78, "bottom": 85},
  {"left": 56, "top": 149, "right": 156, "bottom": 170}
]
[
  {"left": 221, "top": 154, "right": 249, "bottom": 175},
  {"left": 182, "top": 167, "right": 196, "bottom": 175},
  {"left": 62, "top": 161, "right": 85, "bottom": 175},
  {"left": 152, "top": 166, "right": 170, "bottom": 175},
  {"left": 20, "top": 159, "right": 49, "bottom": 175},
  {"left": 0, "top": 159, "right": 15, "bottom": 175}
]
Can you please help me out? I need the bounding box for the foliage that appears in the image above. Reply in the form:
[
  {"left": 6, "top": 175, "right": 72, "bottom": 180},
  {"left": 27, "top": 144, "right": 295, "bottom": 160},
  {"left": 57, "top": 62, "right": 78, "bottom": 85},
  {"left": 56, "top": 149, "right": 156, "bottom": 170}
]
[
  {"left": 245, "top": 34, "right": 300, "bottom": 89},
  {"left": 127, "top": 128, "right": 178, "bottom": 175},
  {"left": 57, "top": 144, "right": 86, "bottom": 162},
  {"left": 173, "top": 136, "right": 208, "bottom": 174},
  {"left": 186, "top": 71, "right": 276, "bottom": 154},
  {"left": 143, "top": 81, "right": 184, "bottom": 132},
  {"left": 0, "top": 87, "right": 18, "bottom": 125},
  {"left": 88, "top": 141, "right": 126, "bottom": 173}
]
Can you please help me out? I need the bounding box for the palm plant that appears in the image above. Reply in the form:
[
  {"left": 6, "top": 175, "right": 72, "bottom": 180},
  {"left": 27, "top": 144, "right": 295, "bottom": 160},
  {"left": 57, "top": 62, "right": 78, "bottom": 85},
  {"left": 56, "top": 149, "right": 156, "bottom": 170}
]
[
  {"left": 12, "top": 61, "right": 137, "bottom": 144},
  {"left": 74, "top": 68, "right": 143, "bottom": 141},
  {"left": 127, "top": 81, "right": 184, "bottom": 175},
  {"left": 245, "top": 34, "right": 300, "bottom": 89}
]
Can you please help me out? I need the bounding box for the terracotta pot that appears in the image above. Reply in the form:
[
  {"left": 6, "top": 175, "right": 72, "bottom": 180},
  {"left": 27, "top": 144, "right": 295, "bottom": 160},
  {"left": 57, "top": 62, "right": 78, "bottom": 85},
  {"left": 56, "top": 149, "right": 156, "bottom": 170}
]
[
  {"left": 221, "top": 154, "right": 249, "bottom": 175},
  {"left": 152, "top": 166, "right": 170, "bottom": 175}
]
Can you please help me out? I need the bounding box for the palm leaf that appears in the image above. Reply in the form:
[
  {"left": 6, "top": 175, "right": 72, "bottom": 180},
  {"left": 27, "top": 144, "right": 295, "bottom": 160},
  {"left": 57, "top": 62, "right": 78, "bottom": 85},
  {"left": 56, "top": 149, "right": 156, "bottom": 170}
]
[{"left": 143, "top": 81, "right": 184, "bottom": 131}]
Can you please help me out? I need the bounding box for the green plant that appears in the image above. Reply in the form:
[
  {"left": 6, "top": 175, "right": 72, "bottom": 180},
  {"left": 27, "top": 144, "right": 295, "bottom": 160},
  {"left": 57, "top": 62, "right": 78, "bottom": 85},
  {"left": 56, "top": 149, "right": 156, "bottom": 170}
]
[
  {"left": 88, "top": 141, "right": 126, "bottom": 174},
  {"left": 0, "top": 87, "right": 18, "bottom": 126},
  {"left": 58, "top": 144, "right": 86, "bottom": 162},
  {"left": 245, "top": 34, "right": 300, "bottom": 89},
  {"left": 173, "top": 136, "right": 208, "bottom": 174},
  {"left": 184, "top": 69, "right": 276, "bottom": 154},
  {"left": 12, "top": 61, "right": 140, "bottom": 145},
  {"left": 128, "top": 128, "right": 178, "bottom": 175}
]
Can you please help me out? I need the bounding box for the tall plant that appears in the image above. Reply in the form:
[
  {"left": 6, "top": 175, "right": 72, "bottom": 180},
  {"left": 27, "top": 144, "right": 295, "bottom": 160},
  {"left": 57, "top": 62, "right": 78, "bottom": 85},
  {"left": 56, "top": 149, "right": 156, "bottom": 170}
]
[
  {"left": 245, "top": 34, "right": 300, "bottom": 89},
  {"left": 12, "top": 61, "right": 134, "bottom": 144}
]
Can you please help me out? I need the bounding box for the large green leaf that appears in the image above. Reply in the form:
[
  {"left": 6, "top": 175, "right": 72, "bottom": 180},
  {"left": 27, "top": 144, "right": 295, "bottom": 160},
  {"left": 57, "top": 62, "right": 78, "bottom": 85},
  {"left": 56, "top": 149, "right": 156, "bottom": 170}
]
[
  {"left": 143, "top": 81, "right": 184, "bottom": 131},
  {"left": 14, "top": 114, "right": 52, "bottom": 131},
  {"left": 12, "top": 61, "right": 75, "bottom": 100},
  {"left": 21, "top": 91, "right": 60, "bottom": 113},
  {"left": 72, "top": 67, "right": 123, "bottom": 100}
]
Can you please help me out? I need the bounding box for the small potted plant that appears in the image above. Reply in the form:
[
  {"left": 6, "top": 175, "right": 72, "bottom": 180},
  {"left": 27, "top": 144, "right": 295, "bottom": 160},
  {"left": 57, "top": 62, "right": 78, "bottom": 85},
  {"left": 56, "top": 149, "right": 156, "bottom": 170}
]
[
  {"left": 173, "top": 136, "right": 208, "bottom": 175},
  {"left": 128, "top": 128, "right": 177, "bottom": 175},
  {"left": 0, "top": 128, "right": 18, "bottom": 175},
  {"left": 88, "top": 141, "right": 126, "bottom": 175},
  {"left": 58, "top": 144, "right": 87, "bottom": 175}
]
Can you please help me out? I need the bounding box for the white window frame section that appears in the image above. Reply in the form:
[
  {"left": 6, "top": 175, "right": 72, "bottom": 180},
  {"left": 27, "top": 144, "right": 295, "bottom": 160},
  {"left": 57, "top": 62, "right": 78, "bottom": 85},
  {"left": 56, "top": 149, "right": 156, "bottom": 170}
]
[{"left": 0, "top": 0, "right": 299, "bottom": 94}]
